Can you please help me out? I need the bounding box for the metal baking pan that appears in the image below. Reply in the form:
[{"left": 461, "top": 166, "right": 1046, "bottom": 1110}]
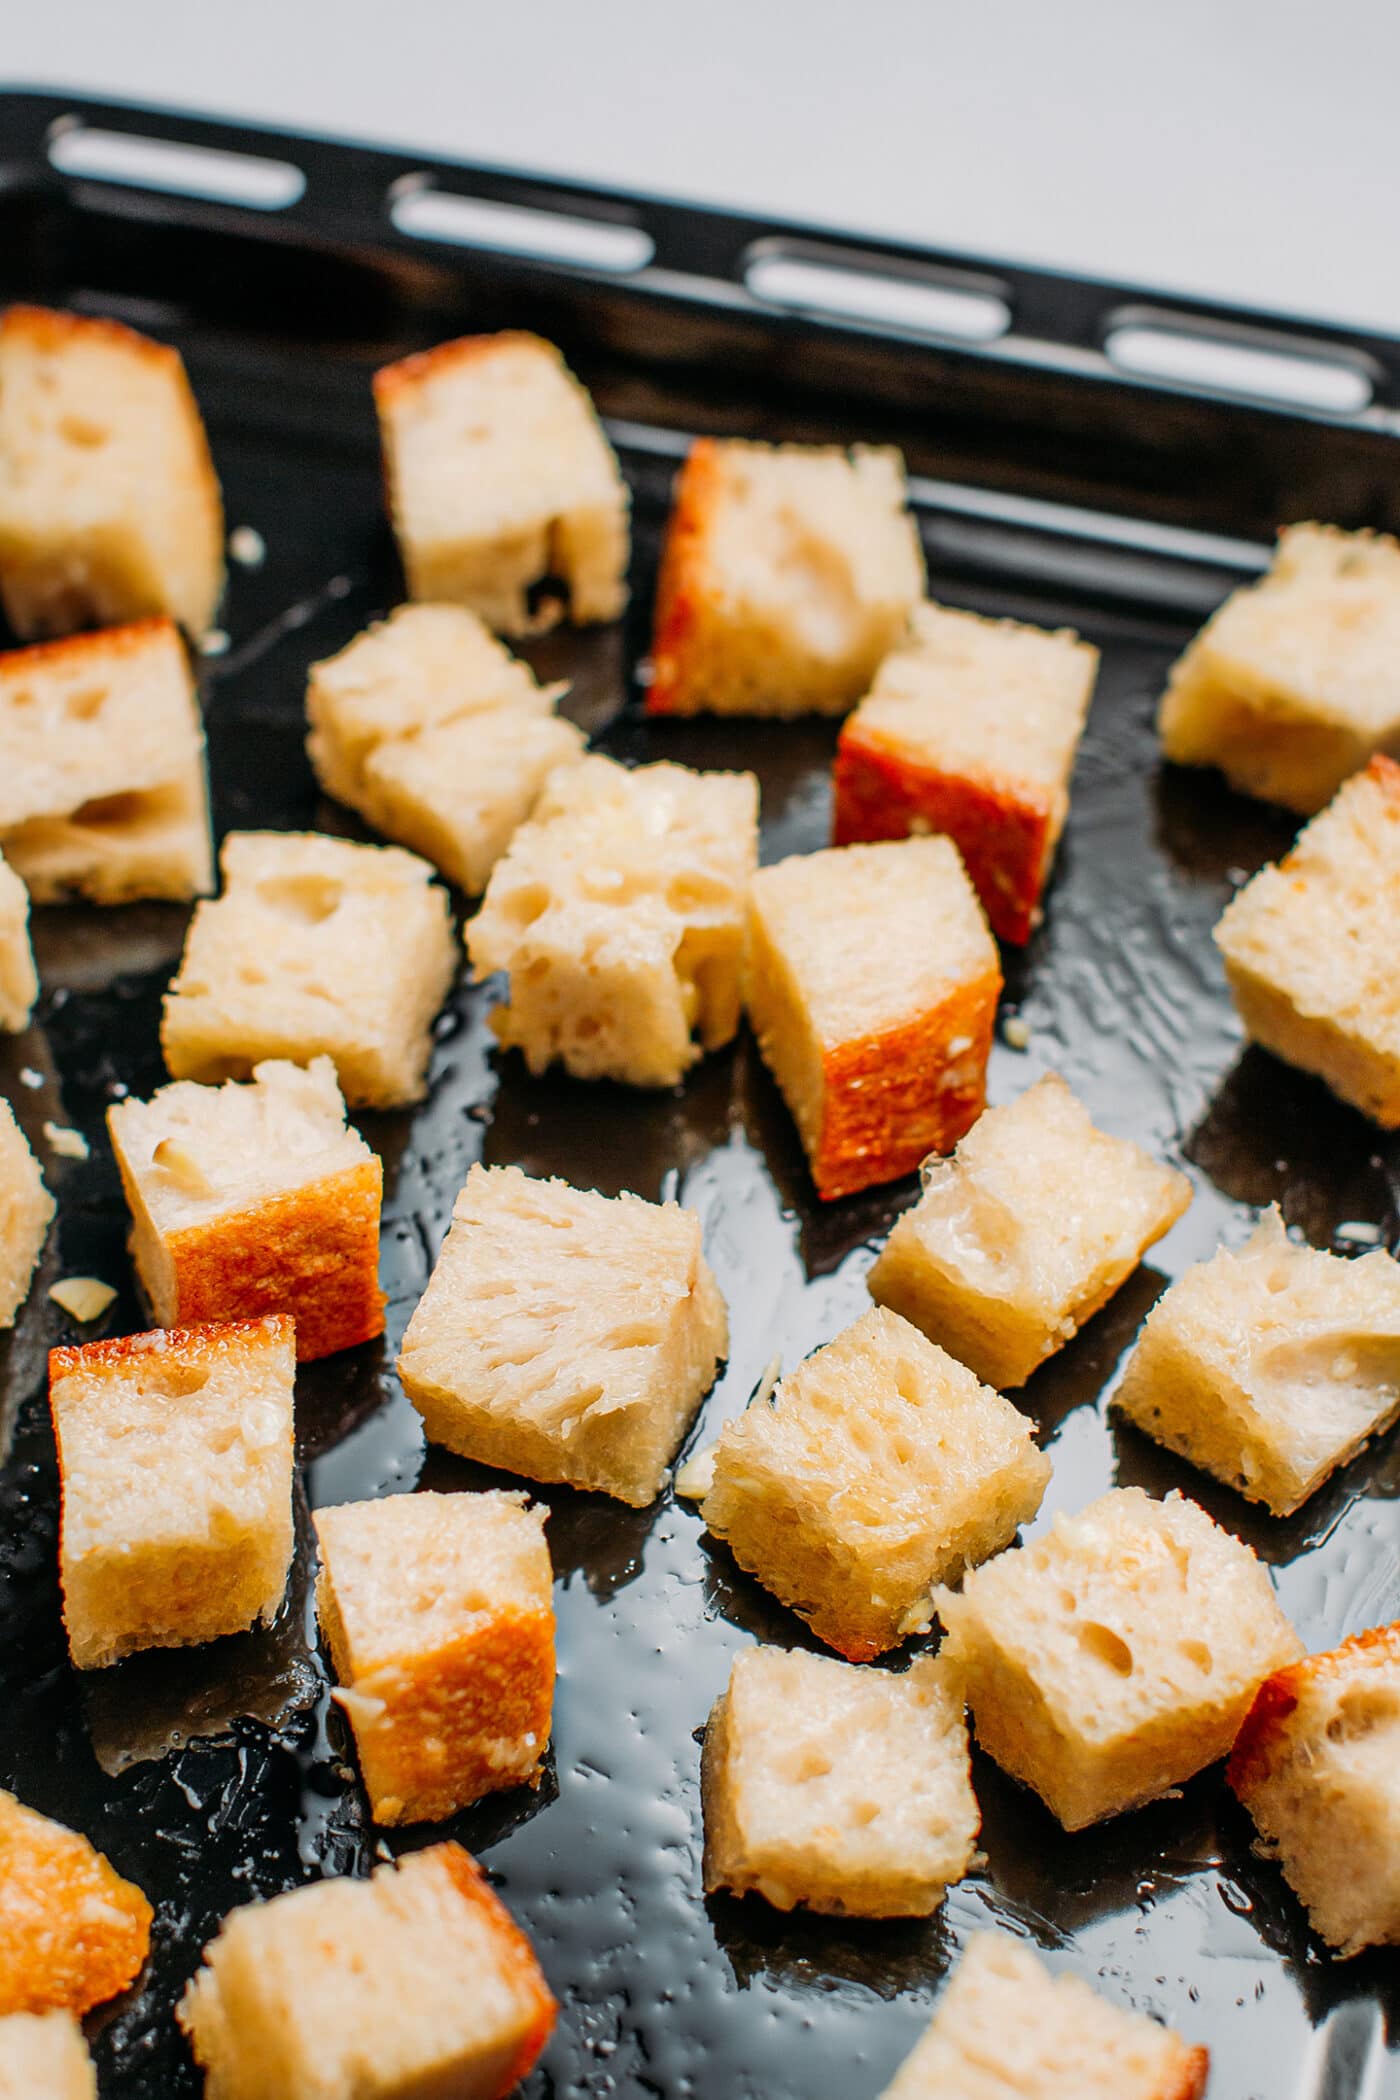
[{"left": 1, "top": 86, "right": 1398, "bottom": 2100}]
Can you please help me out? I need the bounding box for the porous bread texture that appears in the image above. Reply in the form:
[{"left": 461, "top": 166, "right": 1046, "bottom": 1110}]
[
  {"left": 701, "top": 1647, "right": 978, "bottom": 1917},
  {"left": 374, "top": 331, "right": 628, "bottom": 636},
  {"left": 469, "top": 753, "right": 759, "bottom": 1088},
  {"left": 0, "top": 619, "right": 212, "bottom": 904},
  {"left": 315, "top": 1489, "right": 554, "bottom": 1826},
  {"left": 1114, "top": 1207, "right": 1400, "bottom": 1514},
  {"left": 1214, "top": 753, "right": 1400, "bottom": 1126},
  {"left": 0, "top": 1790, "right": 152, "bottom": 2017},
  {"left": 178, "top": 1842, "right": 556, "bottom": 2100},
  {"left": 0, "top": 2011, "right": 94, "bottom": 2100},
  {"left": 744, "top": 837, "right": 1001, "bottom": 1201},
  {"left": 700, "top": 1306, "right": 1050, "bottom": 1662},
  {"left": 880, "top": 1932, "right": 1208, "bottom": 2100},
  {"left": 107, "top": 1056, "right": 385, "bottom": 1362},
  {"left": 833, "top": 600, "right": 1097, "bottom": 944},
  {"left": 306, "top": 603, "right": 586, "bottom": 893},
  {"left": 399, "top": 1163, "right": 727, "bottom": 1506},
  {"left": 161, "top": 830, "right": 457, "bottom": 1109},
  {"left": 0, "top": 850, "right": 37, "bottom": 1031},
  {"left": 869, "top": 1072, "right": 1191, "bottom": 1388},
  {"left": 936, "top": 1486, "right": 1303, "bottom": 1831},
  {"left": 0, "top": 303, "right": 224, "bottom": 641},
  {"left": 0, "top": 1098, "right": 53, "bottom": 1328},
  {"left": 1228, "top": 1621, "right": 1400, "bottom": 1956},
  {"left": 50, "top": 1315, "right": 296, "bottom": 1669},
  {"left": 1160, "top": 522, "right": 1400, "bottom": 815},
  {"left": 648, "top": 437, "right": 925, "bottom": 717}
]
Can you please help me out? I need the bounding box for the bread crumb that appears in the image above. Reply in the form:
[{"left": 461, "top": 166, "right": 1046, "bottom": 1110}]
[
  {"left": 1003, "top": 1015, "right": 1032, "bottom": 1051},
  {"left": 1335, "top": 1220, "right": 1384, "bottom": 1246},
  {"left": 43, "top": 1121, "right": 90, "bottom": 1160},
  {"left": 674, "top": 1444, "right": 718, "bottom": 1501},
  {"left": 50, "top": 1277, "right": 118, "bottom": 1322},
  {"left": 228, "top": 525, "right": 266, "bottom": 568},
  {"left": 200, "top": 628, "right": 231, "bottom": 657},
  {"left": 19, "top": 1066, "right": 42, "bottom": 1088}
]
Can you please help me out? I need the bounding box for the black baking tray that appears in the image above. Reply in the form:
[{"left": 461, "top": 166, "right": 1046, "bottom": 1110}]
[{"left": 1, "top": 87, "right": 1399, "bottom": 2100}]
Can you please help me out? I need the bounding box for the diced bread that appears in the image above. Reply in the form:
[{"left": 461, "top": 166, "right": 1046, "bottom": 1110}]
[
  {"left": 374, "top": 331, "right": 628, "bottom": 636},
  {"left": 936, "top": 1486, "right": 1303, "bottom": 1830},
  {"left": 648, "top": 438, "right": 925, "bottom": 717},
  {"left": 1214, "top": 753, "right": 1400, "bottom": 1125},
  {"left": 178, "top": 1842, "right": 556, "bottom": 2100},
  {"left": 0, "top": 2011, "right": 94, "bottom": 2099},
  {"left": 0, "top": 1099, "right": 53, "bottom": 1328},
  {"left": 0, "top": 850, "right": 37, "bottom": 1031},
  {"left": 700, "top": 1306, "right": 1049, "bottom": 1661},
  {"left": 50, "top": 1316, "right": 296, "bottom": 1669},
  {"left": 315, "top": 1489, "right": 554, "bottom": 1826},
  {"left": 701, "top": 1648, "right": 977, "bottom": 1917},
  {"left": 468, "top": 754, "right": 758, "bottom": 1088},
  {"left": 306, "top": 603, "right": 586, "bottom": 893},
  {"left": 1114, "top": 1207, "right": 1400, "bottom": 1514},
  {"left": 161, "top": 830, "right": 457, "bottom": 1109},
  {"left": 108, "top": 1056, "right": 384, "bottom": 1361},
  {"left": 0, "top": 619, "right": 212, "bottom": 904},
  {"left": 1228, "top": 1621, "right": 1400, "bottom": 1956},
  {"left": 1160, "top": 523, "right": 1400, "bottom": 814},
  {"left": 0, "top": 304, "right": 223, "bottom": 641},
  {"left": 0, "top": 1790, "right": 152, "bottom": 2016},
  {"left": 834, "top": 601, "right": 1097, "bottom": 943},
  {"left": 880, "top": 1933, "right": 1208, "bottom": 2100},
  {"left": 869, "top": 1073, "right": 1191, "bottom": 1387},
  {"left": 744, "top": 837, "right": 1000, "bottom": 1201},
  {"left": 399, "top": 1162, "right": 727, "bottom": 1506}
]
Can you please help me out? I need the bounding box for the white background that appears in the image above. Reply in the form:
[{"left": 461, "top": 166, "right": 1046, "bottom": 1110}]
[{"left": 7, "top": 0, "right": 1400, "bottom": 338}]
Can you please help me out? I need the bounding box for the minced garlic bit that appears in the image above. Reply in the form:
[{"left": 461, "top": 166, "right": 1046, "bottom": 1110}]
[
  {"left": 1335, "top": 1220, "right": 1384, "bottom": 1248},
  {"left": 18, "top": 1067, "right": 42, "bottom": 1090},
  {"left": 43, "top": 1121, "right": 90, "bottom": 1160},
  {"left": 152, "top": 1137, "right": 215, "bottom": 1196},
  {"left": 674, "top": 1444, "right": 718, "bottom": 1502},
  {"left": 200, "top": 628, "right": 231, "bottom": 658},
  {"left": 49, "top": 1277, "right": 118, "bottom": 1322},
  {"left": 228, "top": 524, "right": 267, "bottom": 568},
  {"left": 1003, "top": 1015, "right": 1032, "bottom": 1051}
]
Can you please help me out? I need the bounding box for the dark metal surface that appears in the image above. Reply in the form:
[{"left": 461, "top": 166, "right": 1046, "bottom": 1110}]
[{"left": 0, "top": 91, "right": 1398, "bottom": 2100}]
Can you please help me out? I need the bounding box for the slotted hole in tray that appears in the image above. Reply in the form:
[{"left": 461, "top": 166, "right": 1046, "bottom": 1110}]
[
  {"left": 1104, "top": 309, "right": 1374, "bottom": 415},
  {"left": 47, "top": 121, "right": 306, "bottom": 212},
  {"left": 389, "top": 181, "right": 654, "bottom": 272},
  {"left": 744, "top": 244, "right": 1011, "bottom": 343}
]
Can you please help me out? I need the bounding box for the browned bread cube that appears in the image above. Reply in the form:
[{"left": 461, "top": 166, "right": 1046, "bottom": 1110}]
[
  {"left": 0, "top": 1098, "right": 53, "bottom": 1328},
  {"left": 0, "top": 1790, "right": 152, "bottom": 2016},
  {"left": 400, "top": 1164, "right": 727, "bottom": 1505},
  {"left": 107, "top": 1056, "right": 384, "bottom": 1362},
  {"left": 50, "top": 1316, "right": 296, "bottom": 1669},
  {"left": 0, "top": 2011, "right": 94, "bottom": 2099},
  {"left": 702, "top": 1648, "right": 977, "bottom": 1917},
  {"left": 937, "top": 1486, "right": 1303, "bottom": 1830},
  {"left": 1214, "top": 753, "right": 1400, "bottom": 1125},
  {"left": 374, "top": 331, "right": 628, "bottom": 636},
  {"left": 745, "top": 837, "right": 1001, "bottom": 1201},
  {"left": 700, "top": 1306, "right": 1049, "bottom": 1661},
  {"left": 315, "top": 1489, "right": 554, "bottom": 1825},
  {"left": 869, "top": 1073, "right": 1191, "bottom": 1387},
  {"left": 648, "top": 438, "right": 925, "bottom": 717},
  {"left": 0, "top": 850, "right": 37, "bottom": 1031},
  {"left": 179, "top": 1842, "right": 556, "bottom": 2100},
  {"left": 0, "top": 304, "right": 223, "bottom": 641}
]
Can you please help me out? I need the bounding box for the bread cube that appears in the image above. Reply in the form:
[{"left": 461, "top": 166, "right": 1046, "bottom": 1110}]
[
  {"left": 0, "top": 304, "right": 223, "bottom": 642},
  {"left": 161, "top": 830, "right": 457, "bottom": 1109},
  {"left": 179, "top": 1842, "right": 556, "bottom": 2100},
  {"left": 1214, "top": 754, "right": 1400, "bottom": 1125},
  {"left": 374, "top": 331, "right": 628, "bottom": 636},
  {"left": 648, "top": 438, "right": 925, "bottom": 717},
  {"left": 50, "top": 1315, "right": 296, "bottom": 1669},
  {"left": 399, "top": 1163, "right": 727, "bottom": 1506},
  {"left": 936, "top": 1486, "right": 1302, "bottom": 1830},
  {"left": 0, "top": 851, "right": 37, "bottom": 1032},
  {"left": 0, "top": 2012, "right": 94, "bottom": 2100},
  {"left": 880, "top": 1933, "right": 1208, "bottom": 2100},
  {"left": 0, "top": 1099, "right": 53, "bottom": 1329},
  {"left": 745, "top": 837, "right": 1000, "bottom": 1201},
  {"left": 307, "top": 603, "right": 586, "bottom": 893},
  {"left": 1228, "top": 1621, "right": 1400, "bottom": 1956},
  {"left": 1115, "top": 1208, "right": 1400, "bottom": 1514},
  {"left": 869, "top": 1073, "right": 1191, "bottom": 1388},
  {"left": 108, "top": 1057, "right": 384, "bottom": 1362},
  {"left": 1161, "top": 523, "right": 1400, "bottom": 815},
  {"left": 0, "top": 619, "right": 212, "bottom": 904},
  {"left": 702, "top": 1647, "right": 977, "bottom": 1917},
  {"left": 0, "top": 1790, "right": 152, "bottom": 2016},
  {"left": 700, "top": 1306, "right": 1049, "bottom": 1661},
  {"left": 469, "top": 753, "right": 758, "bottom": 1088},
  {"left": 833, "top": 602, "right": 1097, "bottom": 944}
]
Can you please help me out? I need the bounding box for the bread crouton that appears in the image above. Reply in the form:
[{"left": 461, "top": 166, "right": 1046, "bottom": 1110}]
[
  {"left": 315, "top": 1489, "right": 554, "bottom": 1825},
  {"left": 399, "top": 1163, "right": 727, "bottom": 1507},
  {"left": 0, "top": 1790, "right": 152, "bottom": 2016},
  {"left": 648, "top": 438, "right": 924, "bottom": 716},
  {"left": 0, "top": 2011, "right": 94, "bottom": 2099},
  {"left": 374, "top": 331, "right": 628, "bottom": 636},
  {"left": 0, "top": 1098, "right": 53, "bottom": 1328},
  {"left": 936, "top": 1486, "right": 1302, "bottom": 1830},
  {"left": 869, "top": 1073, "right": 1191, "bottom": 1387},
  {"left": 702, "top": 1648, "right": 977, "bottom": 1917},
  {"left": 0, "top": 850, "right": 37, "bottom": 1031}
]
